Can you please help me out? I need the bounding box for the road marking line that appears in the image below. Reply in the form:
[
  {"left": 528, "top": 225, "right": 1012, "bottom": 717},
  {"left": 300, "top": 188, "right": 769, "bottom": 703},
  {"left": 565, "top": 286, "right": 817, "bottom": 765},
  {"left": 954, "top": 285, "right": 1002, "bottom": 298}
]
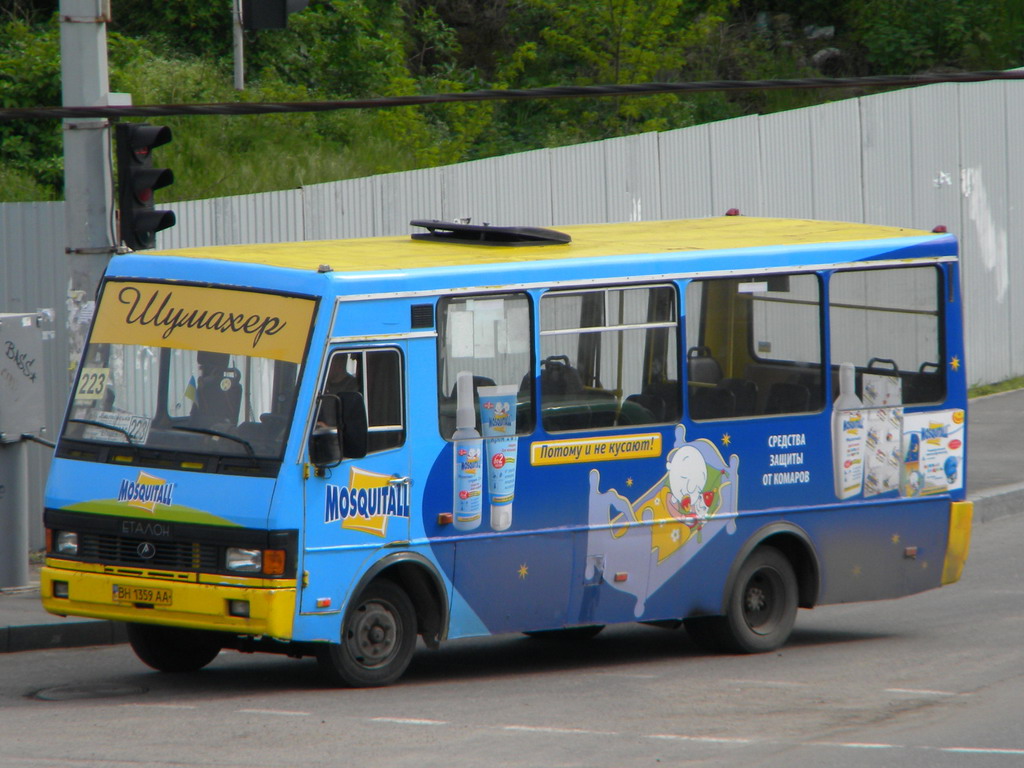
[
  {"left": 358, "top": 715, "right": 1024, "bottom": 758},
  {"left": 120, "top": 703, "right": 197, "bottom": 710},
  {"left": 886, "top": 688, "right": 960, "bottom": 696},
  {"left": 940, "top": 747, "right": 1024, "bottom": 756},
  {"left": 503, "top": 725, "right": 613, "bottom": 736},
  {"left": 237, "top": 708, "right": 310, "bottom": 717},
  {"left": 808, "top": 742, "right": 898, "bottom": 749},
  {"left": 648, "top": 735, "right": 753, "bottom": 744}
]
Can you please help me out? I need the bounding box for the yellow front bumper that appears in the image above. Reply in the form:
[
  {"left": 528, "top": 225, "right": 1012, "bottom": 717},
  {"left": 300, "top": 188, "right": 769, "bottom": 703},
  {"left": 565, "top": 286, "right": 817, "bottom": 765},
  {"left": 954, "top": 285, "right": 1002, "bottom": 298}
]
[{"left": 42, "top": 560, "right": 296, "bottom": 639}]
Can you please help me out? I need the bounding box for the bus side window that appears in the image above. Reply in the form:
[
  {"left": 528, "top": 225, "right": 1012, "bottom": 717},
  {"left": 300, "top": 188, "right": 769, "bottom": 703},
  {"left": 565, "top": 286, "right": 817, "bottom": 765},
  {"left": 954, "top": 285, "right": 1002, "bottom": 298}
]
[
  {"left": 436, "top": 293, "right": 534, "bottom": 439},
  {"left": 539, "top": 284, "right": 679, "bottom": 431},
  {"left": 829, "top": 266, "right": 945, "bottom": 405},
  {"left": 685, "top": 274, "right": 824, "bottom": 420},
  {"left": 319, "top": 349, "right": 404, "bottom": 455}
]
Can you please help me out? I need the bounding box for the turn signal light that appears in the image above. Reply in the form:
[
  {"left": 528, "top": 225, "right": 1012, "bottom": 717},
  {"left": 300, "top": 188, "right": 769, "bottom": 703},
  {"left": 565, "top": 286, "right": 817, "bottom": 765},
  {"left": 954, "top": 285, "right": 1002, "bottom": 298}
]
[{"left": 263, "top": 549, "right": 287, "bottom": 576}]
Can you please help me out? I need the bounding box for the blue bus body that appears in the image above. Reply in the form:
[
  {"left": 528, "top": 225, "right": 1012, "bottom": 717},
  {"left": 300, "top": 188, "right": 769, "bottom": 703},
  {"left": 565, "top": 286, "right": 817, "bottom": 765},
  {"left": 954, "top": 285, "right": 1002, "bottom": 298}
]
[{"left": 42, "top": 217, "right": 972, "bottom": 685}]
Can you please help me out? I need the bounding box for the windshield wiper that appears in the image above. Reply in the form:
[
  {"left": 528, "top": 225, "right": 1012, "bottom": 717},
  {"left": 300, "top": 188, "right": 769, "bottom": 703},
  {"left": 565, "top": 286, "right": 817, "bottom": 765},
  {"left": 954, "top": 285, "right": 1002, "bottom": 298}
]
[
  {"left": 67, "top": 418, "right": 137, "bottom": 446},
  {"left": 171, "top": 425, "right": 256, "bottom": 458}
]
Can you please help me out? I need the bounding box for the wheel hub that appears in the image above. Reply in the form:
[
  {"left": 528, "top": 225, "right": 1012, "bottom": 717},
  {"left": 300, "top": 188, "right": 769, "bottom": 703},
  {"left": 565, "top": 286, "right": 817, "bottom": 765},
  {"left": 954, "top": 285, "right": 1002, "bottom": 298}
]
[
  {"left": 743, "top": 569, "right": 781, "bottom": 634},
  {"left": 746, "top": 585, "right": 767, "bottom": 613},
  {"left": 350, "top": 601, "right": 399, "bottom": 666}
]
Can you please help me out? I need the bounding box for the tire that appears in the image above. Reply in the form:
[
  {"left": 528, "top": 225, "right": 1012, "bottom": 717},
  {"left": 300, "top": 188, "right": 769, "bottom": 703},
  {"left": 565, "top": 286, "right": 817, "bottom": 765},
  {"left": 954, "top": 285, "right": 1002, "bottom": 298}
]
[
  {"left": 524, "top": 625, "right": 605, "bottom": 642},
  {"left": 717, "top": 546, "right": 798, "bottom": 654},
  {"left": 318, "top": 579, "right": 417, "bottom": 687},
  {"left": 126, "top": 623, "right": 223, "bottom": 673}
]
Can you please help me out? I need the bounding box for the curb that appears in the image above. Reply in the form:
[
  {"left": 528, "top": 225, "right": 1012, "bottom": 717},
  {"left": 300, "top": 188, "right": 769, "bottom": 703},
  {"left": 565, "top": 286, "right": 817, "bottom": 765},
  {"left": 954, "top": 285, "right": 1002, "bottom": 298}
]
[
  {"left": 1, "top": 619, "right": 128, "bottom": 654},
  {"left": 968, "top": 481, "right": 1024, "bottom": 524}
]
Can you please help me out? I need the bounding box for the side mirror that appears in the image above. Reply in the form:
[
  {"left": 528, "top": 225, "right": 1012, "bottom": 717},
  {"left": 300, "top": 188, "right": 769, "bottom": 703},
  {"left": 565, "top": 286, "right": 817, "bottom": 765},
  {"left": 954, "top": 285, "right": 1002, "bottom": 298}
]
[
  {"left": 309, "top": 425, "right": 342, "bottom": 470},
  {"left": 310, "top": 392, "right": 344, "bottom": 471},
  {"left": 309, "top": 391, "right": 368, "bottom": 471}
]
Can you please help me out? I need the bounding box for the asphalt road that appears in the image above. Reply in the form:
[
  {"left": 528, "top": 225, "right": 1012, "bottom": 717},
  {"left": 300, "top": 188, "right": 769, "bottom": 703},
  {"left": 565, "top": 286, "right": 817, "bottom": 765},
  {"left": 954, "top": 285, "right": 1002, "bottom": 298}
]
[{"left": 1, "top": 511, "right": 1021, "bottom": 768}]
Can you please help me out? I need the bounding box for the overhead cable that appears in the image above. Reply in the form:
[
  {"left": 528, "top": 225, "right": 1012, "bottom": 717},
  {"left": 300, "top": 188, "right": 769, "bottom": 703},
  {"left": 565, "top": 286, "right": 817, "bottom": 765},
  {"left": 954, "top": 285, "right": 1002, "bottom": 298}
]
[{"left": 2, "top": 70, "right": 1022, "bottom": 121}]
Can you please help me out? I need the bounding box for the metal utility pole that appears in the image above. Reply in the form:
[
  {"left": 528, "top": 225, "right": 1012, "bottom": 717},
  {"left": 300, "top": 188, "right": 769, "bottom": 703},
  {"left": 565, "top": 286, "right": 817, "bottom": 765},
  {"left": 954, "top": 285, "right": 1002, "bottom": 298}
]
[
  {"left": 233, "top": 0, "right": 245, "bottom": 90},
  {"left": 59, "top": 0, "right": 117, "bottom": 383},
  {"left": 234, "top": 0, "right": 311, "bottom": 89}
]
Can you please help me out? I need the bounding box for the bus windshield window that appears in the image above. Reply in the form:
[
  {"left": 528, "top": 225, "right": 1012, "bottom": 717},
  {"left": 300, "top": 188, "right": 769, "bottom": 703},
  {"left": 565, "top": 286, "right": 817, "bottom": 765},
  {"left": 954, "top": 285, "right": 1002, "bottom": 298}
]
[
  {"left": 62, "top": 342, "right": 299, "bottom": 459},
  {"left": 58, "top": 279, "right": 316, "bottom": 464}
]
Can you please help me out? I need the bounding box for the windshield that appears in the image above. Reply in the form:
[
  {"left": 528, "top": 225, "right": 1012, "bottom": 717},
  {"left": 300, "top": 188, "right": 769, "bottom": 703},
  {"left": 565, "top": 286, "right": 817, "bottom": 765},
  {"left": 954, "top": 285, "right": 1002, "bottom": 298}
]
[{"left": 58, "top": 279, "right": 317, "bottom": 473}]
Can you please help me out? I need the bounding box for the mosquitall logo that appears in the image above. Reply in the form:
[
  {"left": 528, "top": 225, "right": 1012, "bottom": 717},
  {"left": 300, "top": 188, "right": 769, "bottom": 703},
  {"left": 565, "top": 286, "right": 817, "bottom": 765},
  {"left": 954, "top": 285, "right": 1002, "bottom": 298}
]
[
  {"left": 324, "top": 467, "right": 410, "bottom": 537},
  {"left": 117, "top": 471, "right": 175, "bottom": 513}
]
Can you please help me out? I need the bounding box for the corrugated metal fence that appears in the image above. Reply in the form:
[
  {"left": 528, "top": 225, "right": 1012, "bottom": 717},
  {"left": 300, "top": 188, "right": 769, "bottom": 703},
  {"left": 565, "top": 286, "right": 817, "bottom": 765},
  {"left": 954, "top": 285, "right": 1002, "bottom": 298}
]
[{"left": 2, "top": 78, "right": 1021, "bottom": 546}]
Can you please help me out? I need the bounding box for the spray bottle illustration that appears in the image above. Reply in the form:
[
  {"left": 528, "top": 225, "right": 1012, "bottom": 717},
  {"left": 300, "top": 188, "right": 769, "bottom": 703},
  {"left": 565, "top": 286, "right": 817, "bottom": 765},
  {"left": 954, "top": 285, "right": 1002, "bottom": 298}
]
[
  {"left": 452, "top": 371, "right": 483, "bottom": 530},
  {"left": 478, "top": 385, "right": 519, "bottom": 531},
  {"left": 832, "top": 362, "right": 865, "bottom": 499}
]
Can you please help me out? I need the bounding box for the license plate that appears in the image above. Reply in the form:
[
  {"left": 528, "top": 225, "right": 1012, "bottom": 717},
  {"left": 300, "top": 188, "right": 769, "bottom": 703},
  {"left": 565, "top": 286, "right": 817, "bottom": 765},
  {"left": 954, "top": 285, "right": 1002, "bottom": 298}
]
[{"left": 112, "top": 584, "right": 173, "bottom": 606}]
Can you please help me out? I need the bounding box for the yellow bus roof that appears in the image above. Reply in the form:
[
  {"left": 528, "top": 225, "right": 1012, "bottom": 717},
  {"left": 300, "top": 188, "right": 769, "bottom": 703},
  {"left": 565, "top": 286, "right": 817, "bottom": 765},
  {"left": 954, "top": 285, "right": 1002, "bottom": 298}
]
[{"left": 156, "top": 217, "right": 935, "bottom": 273}]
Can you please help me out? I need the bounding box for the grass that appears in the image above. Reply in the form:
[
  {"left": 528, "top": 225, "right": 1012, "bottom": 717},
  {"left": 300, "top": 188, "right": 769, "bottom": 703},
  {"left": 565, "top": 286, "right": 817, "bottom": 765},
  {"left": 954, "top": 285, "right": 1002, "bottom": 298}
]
[{"left": 968, "top": 376, "right": 1024, "bottom": 399}]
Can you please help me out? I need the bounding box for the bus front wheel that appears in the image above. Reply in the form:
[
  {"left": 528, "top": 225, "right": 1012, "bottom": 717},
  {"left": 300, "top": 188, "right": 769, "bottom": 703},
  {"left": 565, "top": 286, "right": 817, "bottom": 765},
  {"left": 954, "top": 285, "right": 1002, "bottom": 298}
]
[
  {"left": 126, "top": 623, "right": 223, "bottom": 673},
  {"left": 318, "top": 579, "right": 417, "bottom": 687},
  {"left": 719, "top": 546, "right": 798, "bottom": 653}
]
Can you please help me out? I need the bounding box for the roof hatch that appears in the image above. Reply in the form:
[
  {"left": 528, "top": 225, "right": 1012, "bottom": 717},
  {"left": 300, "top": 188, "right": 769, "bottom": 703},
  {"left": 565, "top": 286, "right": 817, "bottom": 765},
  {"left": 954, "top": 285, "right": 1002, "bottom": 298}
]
[{"left": 410, "top": 219, "right": 571, "bottom": 246}]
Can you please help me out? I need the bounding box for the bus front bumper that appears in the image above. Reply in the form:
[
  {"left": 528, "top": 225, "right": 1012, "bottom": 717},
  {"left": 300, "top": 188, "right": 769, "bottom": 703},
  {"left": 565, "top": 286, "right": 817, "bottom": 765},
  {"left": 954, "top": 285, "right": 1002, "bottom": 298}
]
[{"left": 41, "top": 560, "right": 296, "bottom": 639}]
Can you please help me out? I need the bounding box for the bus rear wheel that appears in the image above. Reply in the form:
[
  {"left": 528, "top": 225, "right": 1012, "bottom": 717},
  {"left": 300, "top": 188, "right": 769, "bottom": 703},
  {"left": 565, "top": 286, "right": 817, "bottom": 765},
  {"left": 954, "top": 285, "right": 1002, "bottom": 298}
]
[
  {"left": 126, "top": 623, "right": 223, "bottom": 673},
  {"left": 318, "top": 579, "right": 417, "bottom": 687},
  {"left": 719, "top": 546, "right": 798, "bottom": 653}
]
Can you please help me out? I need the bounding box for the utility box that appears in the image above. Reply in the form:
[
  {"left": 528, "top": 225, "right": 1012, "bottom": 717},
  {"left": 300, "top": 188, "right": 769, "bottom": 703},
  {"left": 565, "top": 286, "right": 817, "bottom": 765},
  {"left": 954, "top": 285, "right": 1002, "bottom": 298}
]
[{"left": 0, "top": 313, "right": 46, "bottom": 444}]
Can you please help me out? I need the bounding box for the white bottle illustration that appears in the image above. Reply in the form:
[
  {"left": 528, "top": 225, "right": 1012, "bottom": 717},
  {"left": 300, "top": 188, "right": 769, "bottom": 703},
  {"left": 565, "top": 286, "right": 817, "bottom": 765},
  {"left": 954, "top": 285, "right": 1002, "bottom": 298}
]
[
  {"left": 452, "top": 371, "right": 484, "bottom": 531},
  {"left": 832, "top": 362, "right": 865, "bottom": 499}
]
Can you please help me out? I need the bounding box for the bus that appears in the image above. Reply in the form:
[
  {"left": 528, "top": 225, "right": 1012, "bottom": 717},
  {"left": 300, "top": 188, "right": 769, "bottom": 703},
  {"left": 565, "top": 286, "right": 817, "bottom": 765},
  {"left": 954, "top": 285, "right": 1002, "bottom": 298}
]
[{"left": 41, "top": 215, "right": 973, "bottom": 686}]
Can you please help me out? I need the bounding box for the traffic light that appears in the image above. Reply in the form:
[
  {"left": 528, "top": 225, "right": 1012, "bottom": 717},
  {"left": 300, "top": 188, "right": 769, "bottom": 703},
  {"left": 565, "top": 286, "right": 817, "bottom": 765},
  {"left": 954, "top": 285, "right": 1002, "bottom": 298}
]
[{"left": 115, "top": 122, "right": 175, "bottom": 251}]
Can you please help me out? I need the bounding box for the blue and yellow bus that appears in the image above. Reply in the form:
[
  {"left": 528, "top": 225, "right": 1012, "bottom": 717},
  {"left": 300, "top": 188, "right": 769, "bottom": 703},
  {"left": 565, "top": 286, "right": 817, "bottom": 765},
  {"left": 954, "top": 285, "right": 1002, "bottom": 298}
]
[{"left": 42, "top": 216, "right": 972, "bottom": 686}]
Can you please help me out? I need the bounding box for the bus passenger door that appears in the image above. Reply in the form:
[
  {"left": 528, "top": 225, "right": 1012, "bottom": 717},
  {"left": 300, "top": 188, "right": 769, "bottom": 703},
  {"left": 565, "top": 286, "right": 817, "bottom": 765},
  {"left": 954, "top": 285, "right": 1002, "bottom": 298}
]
[{"left": 301, "top": 345, "right": 410, "bottom": 614}]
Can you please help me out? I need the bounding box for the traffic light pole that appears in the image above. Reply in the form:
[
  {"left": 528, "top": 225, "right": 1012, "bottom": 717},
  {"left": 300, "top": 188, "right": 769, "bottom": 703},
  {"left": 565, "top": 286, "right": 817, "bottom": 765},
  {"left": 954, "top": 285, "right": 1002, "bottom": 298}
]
[{"left": 60, "top": 0, "right": 117, "bottom": 384}]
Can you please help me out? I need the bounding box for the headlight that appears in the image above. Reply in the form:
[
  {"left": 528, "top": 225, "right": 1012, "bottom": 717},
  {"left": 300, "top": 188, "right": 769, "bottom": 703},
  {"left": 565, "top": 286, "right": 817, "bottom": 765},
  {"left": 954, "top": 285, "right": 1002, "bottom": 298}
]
[
  {"left": 55, "top": 531, "right": 79, "bottom": 555},
  {"left": 225, "top": 547, "right": 262, "bottom": 572}
]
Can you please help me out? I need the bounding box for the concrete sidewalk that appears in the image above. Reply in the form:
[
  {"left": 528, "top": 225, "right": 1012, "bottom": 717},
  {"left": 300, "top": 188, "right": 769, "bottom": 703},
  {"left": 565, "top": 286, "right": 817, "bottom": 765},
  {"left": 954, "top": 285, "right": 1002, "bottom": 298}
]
[
  {"left": 3, "top": 389, "right": 1021, "bottom": 654},
  {"left": 0, "top": 570, "right": 128, "bottom": 653}
]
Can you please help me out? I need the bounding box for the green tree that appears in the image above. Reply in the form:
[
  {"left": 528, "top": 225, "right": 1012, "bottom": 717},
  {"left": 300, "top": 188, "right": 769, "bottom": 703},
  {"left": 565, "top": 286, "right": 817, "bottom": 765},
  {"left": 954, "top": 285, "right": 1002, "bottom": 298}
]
[
  {"left": 2, "top": 1, "right": 1022, "bottom": 202},
  {"left": 0, "top": 17, "right": 62, "bottom": 200},
  {"left": 496, "top": 0, "right": 736, "bottom": 145},
  {"left": 110, "top": 0, "right": 233, "bottom": 59},
  {"left": 245, "top": 0, "right": 409, "bottom": 97},
  {"left": 845, "top": 0, "right": 1022, "bottom": 73}
]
